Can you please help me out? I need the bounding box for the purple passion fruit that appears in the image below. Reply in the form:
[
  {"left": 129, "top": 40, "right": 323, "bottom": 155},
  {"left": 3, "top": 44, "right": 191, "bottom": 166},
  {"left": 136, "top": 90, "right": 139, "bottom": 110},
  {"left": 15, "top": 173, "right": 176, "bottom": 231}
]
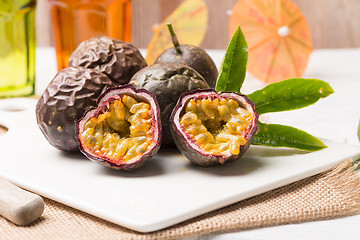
[
  {"left": 170, "top": 89, "right": 258, "bottom": 167},
  {"left": 155, "top": 45, "right": 218, "bottom": 89},
  {"left": 129, "top": 62, "right": 210, "bottom": 146},
  {"left": 68, "top": 36, "right": 147, "bottom": 85},
  {"left": 76, "top": 85, "right": 161, "bottom": 170},
  {"left": 36, "top": 67, "right": 116, "bottom": 152}
]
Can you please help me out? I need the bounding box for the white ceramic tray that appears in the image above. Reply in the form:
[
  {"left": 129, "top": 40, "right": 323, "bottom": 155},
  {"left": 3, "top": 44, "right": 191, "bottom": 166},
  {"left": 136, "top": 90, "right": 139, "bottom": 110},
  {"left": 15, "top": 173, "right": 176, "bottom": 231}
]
[{"left": 0, "top": 98, "right": 359, "bottom": 233}]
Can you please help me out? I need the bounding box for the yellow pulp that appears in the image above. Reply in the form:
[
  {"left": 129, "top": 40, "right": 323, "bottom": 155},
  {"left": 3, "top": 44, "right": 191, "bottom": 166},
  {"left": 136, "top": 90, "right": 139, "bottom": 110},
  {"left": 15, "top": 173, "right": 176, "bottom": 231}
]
[
  {"left": 180, "top": 98, "right": 254, "bottom": 155},
  {"left": 80, "top": 95, "right": 152, "bottom": 162}
]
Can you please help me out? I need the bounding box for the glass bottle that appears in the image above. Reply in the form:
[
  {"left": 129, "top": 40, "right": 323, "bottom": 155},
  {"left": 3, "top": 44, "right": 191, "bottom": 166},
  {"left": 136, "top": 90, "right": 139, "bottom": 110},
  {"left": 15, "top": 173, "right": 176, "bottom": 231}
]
[
  {"left": 48, "top": 0, "right": 132, "bottom": 70},
  {"left": 0, "top": 0, "right": 36, "bottom": 98}
]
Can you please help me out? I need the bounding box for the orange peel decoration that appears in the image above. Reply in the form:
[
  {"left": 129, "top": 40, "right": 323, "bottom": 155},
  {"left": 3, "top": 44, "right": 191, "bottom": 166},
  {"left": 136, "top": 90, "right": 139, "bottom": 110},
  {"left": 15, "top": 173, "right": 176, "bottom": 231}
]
[
  {"left": 146, "top": 0, "right": 209, "bottom": 65},
  {"left": 229, "top": 0, "right": 313, "bottom": 83}
]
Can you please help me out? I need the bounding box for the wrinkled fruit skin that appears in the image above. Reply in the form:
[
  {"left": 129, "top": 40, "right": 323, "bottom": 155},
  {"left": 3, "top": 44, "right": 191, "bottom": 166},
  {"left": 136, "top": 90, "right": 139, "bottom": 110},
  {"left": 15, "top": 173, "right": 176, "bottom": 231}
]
[
  {"left": 170, "top": 89, "right": 259, "bottom": 167},
  {"left": 68, "top": 36, "right": 147, "bottom": 85},
  {"left": 36, "top": 67, "right": 116, "bottom": 151},
  {"left": 155, "top": 44, "right": 218, "bottom": 89},
  {"left": 76, "top": 85, "right": 161, "bottom": 170},
  {"left": 129, "top": 62, "right": 210, "bottom": 146}
]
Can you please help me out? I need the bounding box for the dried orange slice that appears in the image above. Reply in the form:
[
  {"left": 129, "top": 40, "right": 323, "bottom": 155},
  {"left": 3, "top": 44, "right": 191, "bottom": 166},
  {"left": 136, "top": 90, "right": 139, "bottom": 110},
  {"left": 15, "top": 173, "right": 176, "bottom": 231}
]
[
  {"left": 145, "top": 0, "right": 208, "bottom": 65},
  {"left": 229, "top": 0, "right": 313, "bottom": 83}
]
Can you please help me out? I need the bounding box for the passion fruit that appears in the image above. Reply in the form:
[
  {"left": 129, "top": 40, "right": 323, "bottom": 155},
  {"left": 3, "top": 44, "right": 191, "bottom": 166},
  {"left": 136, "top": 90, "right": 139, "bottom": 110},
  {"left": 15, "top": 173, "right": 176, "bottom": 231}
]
[
  {"left": 154, "top": 24, "right": 218, "bottom": 88},
  {"left": 129, "top": 62, "right": 210, "bottom": 146},
  {"left": 76, "top": 85, "right": 161, "bottom": 170},
  {"left": 36, "top": 67, "right": 116, "bottom": 151},
  {"left": 68, "top": 36, "right": 147, "bottom": 85},
  {"left": 170, "top": 89, "right": 258, "bottom": 167},
  {"left": 155, "top": 45, "right": 218, "bottom": 89}
]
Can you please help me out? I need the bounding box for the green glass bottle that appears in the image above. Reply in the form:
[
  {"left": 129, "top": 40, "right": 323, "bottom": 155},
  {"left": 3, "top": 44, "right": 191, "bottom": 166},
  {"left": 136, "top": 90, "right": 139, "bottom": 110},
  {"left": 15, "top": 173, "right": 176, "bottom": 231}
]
[{"left": 0, "top": 0, "right": 36, "bottom": 98}]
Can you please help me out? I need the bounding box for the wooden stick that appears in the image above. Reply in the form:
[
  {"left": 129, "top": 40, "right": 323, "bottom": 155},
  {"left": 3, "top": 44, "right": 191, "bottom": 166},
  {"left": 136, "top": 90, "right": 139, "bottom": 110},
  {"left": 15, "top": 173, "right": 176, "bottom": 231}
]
[{"left": 0, "top": 177, "right": 44, "bottom": 225}]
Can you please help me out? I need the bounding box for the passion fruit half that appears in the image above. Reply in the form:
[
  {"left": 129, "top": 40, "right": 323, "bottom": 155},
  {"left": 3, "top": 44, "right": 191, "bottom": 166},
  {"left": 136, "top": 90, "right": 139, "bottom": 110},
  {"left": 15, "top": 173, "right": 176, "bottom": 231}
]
[
  {"left": 170, "top": 89, "right": 258, "bottom": 167},
  {"left": 76, "top": 85, "right": 161, "bottom": 170}
]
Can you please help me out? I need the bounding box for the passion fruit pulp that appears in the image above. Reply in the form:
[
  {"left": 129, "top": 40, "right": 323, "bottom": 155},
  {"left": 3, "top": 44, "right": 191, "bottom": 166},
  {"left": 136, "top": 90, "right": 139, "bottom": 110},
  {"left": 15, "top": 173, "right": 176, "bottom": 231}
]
[
  {"left": 170, "top": 89, "right": 258, "bottom": 167},
  {"left": 129, "top": 62, "right": 210, "bottom": 146},
  {"left": 76, "top": 85, "right": 161, "bottom": 170}
]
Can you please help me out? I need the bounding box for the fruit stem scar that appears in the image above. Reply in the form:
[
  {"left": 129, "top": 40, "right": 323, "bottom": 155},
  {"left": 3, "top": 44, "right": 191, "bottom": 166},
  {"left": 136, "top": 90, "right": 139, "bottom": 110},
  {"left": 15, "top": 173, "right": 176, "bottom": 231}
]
[
  {"left": 167, "top": 23, "right": 182, "bottom": 54},
  {"left": 277, "top": 26, "right": 290, "bottom": 37}
]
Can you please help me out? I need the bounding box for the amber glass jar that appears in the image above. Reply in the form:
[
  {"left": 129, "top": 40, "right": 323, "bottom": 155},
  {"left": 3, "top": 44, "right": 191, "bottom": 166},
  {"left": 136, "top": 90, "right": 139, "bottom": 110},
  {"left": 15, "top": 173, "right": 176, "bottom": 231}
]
[{"left": 48, "top": 0, "right": 131, "bottom": 70}]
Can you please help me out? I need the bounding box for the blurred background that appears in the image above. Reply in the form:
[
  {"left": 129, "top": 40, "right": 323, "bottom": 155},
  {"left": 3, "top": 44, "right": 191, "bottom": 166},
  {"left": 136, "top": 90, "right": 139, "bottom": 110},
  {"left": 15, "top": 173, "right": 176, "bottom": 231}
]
[{"left": 36, "top": 0, "right": 360, "bottom": 49}]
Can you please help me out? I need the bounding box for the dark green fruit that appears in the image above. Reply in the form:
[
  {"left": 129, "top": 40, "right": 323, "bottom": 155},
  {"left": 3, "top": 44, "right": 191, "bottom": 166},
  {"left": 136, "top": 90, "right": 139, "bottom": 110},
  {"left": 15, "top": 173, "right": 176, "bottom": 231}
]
[
  {"left": 68, "top": 36, "right": 147, "bottom": 85},
  {"left": 36, "top": 67, "right": 116, "bottom": 152},
  {"left": 155, "top": 45, "right": 218, "bottom": 88},
  {"left": 76, "top": 85, "right": 161, "bottom": 170},
  {"left": 154, "top": 24, "right": 218, "bottom": 88},
  {"left": 170, "top": 89, "right": 258, "bottom": 167},
  {"left": 129, "top": 62, "right": 210, "bottom": 146}
]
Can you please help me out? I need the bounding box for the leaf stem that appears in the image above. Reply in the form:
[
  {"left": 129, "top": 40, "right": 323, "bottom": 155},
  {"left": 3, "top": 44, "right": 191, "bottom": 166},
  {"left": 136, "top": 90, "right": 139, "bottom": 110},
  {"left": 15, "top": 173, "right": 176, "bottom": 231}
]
[{"left": 167, "top": 23, "right": 181, "bottom": 54}]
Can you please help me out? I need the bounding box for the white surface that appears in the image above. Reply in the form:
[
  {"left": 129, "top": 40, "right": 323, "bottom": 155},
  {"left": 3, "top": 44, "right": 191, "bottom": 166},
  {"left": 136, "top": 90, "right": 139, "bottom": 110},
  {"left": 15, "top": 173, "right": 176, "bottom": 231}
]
[
  {"left": 4, "top": 48, "right": 360, "bottom": 237},
  {"left": 1, "top": 98, "right": 359, "bottom": 232}
]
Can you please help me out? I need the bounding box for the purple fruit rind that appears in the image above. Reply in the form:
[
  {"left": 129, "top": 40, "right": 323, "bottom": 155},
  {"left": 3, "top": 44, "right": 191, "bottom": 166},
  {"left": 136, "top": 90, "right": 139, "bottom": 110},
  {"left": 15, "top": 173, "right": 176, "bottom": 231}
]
[
  {"left": 155, "top": 44, "right": 218, "bottom": 88},
  {"left": 36, "top": 67, "right": 116, "bottom": 152},
  {"left": 76, "top": 84, "right": 162, "bottom": 170},
  {"left": 170, "top": 89, "right": 258, "bottom": 167},
  {"left": 68, "top": 36, "right": 147, "bottom": 85}
]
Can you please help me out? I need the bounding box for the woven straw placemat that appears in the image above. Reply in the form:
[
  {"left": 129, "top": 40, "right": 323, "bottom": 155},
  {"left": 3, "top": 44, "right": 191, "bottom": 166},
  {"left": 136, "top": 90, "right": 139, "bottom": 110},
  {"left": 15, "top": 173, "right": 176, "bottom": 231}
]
[{"left": 1, "top": 126, "right": 360, "bottom": 239}]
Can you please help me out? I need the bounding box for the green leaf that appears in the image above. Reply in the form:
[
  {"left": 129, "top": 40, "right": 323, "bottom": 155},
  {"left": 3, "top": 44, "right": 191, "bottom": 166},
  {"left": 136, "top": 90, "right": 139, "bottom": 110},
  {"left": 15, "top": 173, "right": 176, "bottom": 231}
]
[
  {"left": 247, "top": 78, "right": 334, "bottom": 115},
  {"left": 252, "top": 122, "right": 327, "bottom": 151},
  {"left": 215, "top": 26, "right": 248, "bottom": 94}
]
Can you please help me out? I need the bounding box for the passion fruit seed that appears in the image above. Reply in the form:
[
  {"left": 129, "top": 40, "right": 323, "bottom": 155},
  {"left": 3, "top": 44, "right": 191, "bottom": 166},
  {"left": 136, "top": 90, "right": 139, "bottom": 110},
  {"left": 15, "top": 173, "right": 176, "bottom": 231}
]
[
  {"left": 180, "top": 97, "right": 254, "bottom": 156},
  {"left": 80, "top": 95, "right": 153, "bottom": 163}
]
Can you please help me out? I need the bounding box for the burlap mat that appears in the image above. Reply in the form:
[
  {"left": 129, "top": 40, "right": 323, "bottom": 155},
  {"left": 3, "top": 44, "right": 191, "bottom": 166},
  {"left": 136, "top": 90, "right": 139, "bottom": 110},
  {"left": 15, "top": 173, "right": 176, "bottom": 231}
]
[{"left": 1, "top": 126, "right": 360, "bottom": 239}]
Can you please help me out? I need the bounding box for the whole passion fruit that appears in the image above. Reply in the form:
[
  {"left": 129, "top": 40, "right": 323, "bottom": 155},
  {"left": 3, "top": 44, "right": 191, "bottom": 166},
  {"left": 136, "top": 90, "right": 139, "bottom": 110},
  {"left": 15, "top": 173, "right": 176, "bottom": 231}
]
[
  {"left": 76, "top": 85, "right": 161, "bottom": 170},
  {"left": 170, "top": 89, "right": 258, "bottom": 167},
  {"left": 68, "top": 36, "right": 147, "bottom": 85},
  {"left": 155, "top": 45, "right": 218, "bottom": 89},
  {"left": 36, "top": 67, "right": 116, "bottom": 151},
  {"left": 129, "top": 62, "right": 210, "bottom": 146},
  {"left": 154, "top": 24, "right": 218, "bottom": 88}
]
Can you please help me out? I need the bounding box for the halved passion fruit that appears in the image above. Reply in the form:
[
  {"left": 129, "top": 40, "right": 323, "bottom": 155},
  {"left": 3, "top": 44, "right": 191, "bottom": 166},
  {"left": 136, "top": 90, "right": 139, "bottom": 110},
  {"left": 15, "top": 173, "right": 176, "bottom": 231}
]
[
  {"left": 76, "top": 85, "right": 161, "bottom": 170},
  {"left": 170, "top": 89, "right": 258, "bottom": 167}
]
